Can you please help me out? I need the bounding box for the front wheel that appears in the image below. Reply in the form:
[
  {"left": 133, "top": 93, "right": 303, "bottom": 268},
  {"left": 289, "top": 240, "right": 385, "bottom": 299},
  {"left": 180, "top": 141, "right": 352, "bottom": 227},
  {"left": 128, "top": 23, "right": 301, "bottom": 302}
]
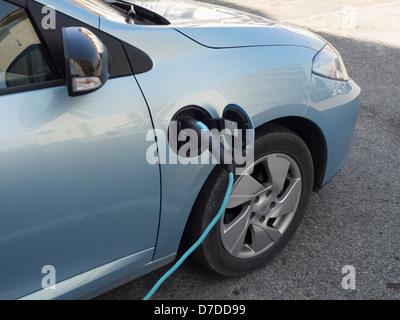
[{"left": 188, "top": 125, "right": 314, "bottom": 277}]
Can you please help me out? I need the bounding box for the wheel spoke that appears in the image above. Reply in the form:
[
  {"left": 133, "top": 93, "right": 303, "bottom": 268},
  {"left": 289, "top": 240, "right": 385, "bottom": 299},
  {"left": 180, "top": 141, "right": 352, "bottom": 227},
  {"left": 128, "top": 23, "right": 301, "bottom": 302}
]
[
  {"left": 250, "top": 223, "right": 282, "bottom": 253},
  {"left": 264, "top": 155, "right": 291, "bottom": 195},
  {"left": 271, "top": 178, "right": 301, "bottom": 218},
  {"left": 222, "top": 206, "right": 251, "bottom": 256},
  {"left": 227, "top": 174, "right": 265, "bottom": 209},
  {"left": 221, "top": 151, "right": 304, "bottom": 260}
]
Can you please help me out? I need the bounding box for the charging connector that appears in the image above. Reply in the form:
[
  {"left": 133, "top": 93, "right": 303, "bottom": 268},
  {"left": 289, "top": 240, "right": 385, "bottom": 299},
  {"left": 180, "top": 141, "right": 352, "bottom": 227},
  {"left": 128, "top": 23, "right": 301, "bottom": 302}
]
[{"left": 179, "top": 117, "right": 235, "bottom": 173}]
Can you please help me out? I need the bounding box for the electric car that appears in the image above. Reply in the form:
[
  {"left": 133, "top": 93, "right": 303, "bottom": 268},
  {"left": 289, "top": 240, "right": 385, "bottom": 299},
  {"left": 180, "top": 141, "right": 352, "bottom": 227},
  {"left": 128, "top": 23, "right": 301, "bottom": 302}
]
[{"left": 0, "top": 0, "right": 360, "bottom": 299}]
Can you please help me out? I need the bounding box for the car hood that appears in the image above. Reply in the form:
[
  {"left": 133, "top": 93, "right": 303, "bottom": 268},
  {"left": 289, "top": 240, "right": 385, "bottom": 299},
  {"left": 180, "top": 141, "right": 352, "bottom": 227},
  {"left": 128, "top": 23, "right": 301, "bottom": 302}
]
[{"left": 130, "top": 0, "right": 326, "bottom": 50}]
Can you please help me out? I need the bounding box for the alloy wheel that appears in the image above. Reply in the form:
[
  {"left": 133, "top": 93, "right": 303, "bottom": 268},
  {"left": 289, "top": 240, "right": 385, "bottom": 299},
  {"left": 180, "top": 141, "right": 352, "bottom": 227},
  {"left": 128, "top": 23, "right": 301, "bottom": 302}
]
[{"left": 220, "top": 153, "right": 302, "bottom": 259}]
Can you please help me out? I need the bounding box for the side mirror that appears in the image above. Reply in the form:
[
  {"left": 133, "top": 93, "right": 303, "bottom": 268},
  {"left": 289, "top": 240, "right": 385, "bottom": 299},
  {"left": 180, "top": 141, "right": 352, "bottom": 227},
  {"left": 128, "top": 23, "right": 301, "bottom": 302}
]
[{"left": 62, "top": 27, "right": 111, "bottom": 97}]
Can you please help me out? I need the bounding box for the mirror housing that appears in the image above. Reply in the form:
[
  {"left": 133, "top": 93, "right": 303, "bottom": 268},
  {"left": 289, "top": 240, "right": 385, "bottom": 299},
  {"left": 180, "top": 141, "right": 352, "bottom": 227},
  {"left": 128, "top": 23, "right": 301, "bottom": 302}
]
[{"left": 62, "top": 27, "right": 111, "bottom": 97}]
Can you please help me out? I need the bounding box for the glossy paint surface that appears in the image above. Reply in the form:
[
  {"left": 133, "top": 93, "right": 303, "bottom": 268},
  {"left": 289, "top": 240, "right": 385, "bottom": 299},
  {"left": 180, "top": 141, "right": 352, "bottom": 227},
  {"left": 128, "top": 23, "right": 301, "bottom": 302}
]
[
  {"left": 123, "top": 0, "right": 326, "bottom": 49},
  {"left": 100, "top": 18, "right": 319, "bottom": 260},
  {"left": 0, "top": 0, "right": 360, "bottom": 299},
  {"left": 0, "top": 76, "right": 160, "bottom": 299},
  {"left": 305, "top": 75, "right": 361, "bottom": 184}
]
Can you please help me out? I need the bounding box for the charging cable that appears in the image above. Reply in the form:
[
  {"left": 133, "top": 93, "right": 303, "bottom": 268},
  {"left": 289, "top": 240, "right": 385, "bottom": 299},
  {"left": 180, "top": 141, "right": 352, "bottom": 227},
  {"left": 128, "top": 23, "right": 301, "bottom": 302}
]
[{"left": 143, "top": 120, "right": 235, "bottom": 300}]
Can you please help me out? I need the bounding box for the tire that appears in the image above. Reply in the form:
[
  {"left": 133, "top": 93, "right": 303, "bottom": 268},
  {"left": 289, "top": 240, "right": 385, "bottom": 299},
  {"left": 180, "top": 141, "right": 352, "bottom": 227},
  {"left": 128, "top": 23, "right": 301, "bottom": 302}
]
[{"left": 187, "top": 124, "right": 314, "bottom": 277}]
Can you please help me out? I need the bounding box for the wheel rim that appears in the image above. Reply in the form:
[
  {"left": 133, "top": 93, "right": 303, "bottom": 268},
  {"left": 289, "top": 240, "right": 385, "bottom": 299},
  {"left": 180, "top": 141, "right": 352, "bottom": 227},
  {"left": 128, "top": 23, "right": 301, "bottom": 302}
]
[{"left": 220, "top": 153, "right": 302, "bottom": 259}]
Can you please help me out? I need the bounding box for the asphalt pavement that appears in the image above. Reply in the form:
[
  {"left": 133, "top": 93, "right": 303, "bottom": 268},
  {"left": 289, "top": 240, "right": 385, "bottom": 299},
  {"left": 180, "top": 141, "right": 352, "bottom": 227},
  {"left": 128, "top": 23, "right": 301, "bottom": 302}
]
[{"left": 97, "top": 0, "right": 400, "bottom": 300}]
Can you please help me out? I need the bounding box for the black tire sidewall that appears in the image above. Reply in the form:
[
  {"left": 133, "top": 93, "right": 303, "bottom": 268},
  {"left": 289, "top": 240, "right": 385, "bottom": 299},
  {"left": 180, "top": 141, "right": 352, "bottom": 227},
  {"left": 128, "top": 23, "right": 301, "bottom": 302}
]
[{"left": 190, "top": 127, "right": 314, "bottom": 277}]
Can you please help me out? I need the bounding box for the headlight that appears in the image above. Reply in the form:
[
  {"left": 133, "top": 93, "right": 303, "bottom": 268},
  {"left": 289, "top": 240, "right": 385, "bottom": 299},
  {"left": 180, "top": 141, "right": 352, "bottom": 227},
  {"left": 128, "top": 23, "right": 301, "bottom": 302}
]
[{"left": 312, "top": 43, "right": 349, "bottom": 81}]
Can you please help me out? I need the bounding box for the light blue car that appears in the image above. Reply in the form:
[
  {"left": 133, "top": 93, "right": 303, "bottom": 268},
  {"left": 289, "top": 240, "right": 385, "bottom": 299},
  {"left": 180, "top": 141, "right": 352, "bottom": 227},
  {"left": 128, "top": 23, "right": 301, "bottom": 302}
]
[{"left": 0, "top": 0, "right": 360, "bottom": 300}]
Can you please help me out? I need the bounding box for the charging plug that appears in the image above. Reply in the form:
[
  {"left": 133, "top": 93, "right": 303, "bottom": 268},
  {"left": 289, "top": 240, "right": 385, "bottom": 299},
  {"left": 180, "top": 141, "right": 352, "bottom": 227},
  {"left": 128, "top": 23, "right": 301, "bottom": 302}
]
[
  {"left": 144, "top": 114, "right": 238, "bottom": 300},
  {"left": 180, "top": 117, "right": 235, "bottom": 173}
]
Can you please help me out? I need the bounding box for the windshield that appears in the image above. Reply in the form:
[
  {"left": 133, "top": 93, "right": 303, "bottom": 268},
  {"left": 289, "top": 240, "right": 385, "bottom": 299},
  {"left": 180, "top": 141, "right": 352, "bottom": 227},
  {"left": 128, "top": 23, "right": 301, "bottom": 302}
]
[{"left": 70, "top": 0, "right": 127, "bottom": 24}]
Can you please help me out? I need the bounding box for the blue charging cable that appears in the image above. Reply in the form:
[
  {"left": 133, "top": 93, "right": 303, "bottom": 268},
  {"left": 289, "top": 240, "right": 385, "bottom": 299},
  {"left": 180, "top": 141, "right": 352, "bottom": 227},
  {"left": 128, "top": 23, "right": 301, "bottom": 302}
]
[
  {"left": 143, "top": 171, "right": 234, "bottom": 300},
  {"left": 143, "top": 121, "right": 235, "bottom": 300}
]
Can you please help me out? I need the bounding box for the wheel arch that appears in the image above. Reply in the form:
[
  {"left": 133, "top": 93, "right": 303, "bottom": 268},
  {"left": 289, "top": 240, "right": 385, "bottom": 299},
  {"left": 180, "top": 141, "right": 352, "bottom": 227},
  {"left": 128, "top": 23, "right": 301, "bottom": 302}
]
[
  {"left": 178, "top": 116, "right": 326, "bottom": 257},
  {"left": 257, "top": 117, "right": 327, "bottom": 191}
]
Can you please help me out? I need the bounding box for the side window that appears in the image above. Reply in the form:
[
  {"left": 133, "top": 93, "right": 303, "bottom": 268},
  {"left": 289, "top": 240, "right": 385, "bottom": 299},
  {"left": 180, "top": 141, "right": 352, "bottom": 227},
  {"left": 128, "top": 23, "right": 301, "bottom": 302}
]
[{"left": 0, "top": 1, "right": 59, "bottom": 90}]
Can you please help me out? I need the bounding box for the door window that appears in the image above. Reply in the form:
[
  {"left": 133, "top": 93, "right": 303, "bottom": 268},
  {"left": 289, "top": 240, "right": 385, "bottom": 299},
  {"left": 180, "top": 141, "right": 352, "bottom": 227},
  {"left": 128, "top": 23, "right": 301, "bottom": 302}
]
[{"left": 0, "top": 1, "right": 59, "bottom": 89}]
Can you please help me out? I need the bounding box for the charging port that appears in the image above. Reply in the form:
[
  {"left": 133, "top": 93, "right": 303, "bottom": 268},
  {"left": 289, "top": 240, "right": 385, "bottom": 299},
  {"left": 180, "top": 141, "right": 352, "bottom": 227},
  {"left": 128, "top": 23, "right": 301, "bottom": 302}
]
[
  {"left": 169, "top": 104, "right": 254, "bottom": 159},
  {"left": 169, "top": 106, "right": 212, "bottom": 157}
]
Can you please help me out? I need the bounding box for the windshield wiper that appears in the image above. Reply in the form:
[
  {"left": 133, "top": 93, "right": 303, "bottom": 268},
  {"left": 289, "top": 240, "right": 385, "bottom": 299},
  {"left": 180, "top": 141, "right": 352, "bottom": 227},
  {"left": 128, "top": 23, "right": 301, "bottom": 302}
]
[
  {"left": 104, "top": 0, "right": 170, "bottom": 25},
  {"left": 125, "top": 5, "right": 136, "bottom": 25},
  {"left": 100, "top": 0, "right": 135, "bottom": 24}
]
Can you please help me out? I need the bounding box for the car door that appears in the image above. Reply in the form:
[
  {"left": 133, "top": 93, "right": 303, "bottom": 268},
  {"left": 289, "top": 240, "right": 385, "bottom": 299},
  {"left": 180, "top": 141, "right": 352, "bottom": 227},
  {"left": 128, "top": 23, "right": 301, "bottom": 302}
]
[{"left": 0, "top": 0, "right": 160, "bottom": 299}]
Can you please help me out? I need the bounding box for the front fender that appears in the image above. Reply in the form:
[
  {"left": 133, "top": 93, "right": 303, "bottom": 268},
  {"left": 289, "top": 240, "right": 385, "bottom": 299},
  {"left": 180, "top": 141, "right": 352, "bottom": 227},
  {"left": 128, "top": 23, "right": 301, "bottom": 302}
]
[{"left": 126, "top": 33, "right": 318, "bottom": 259}]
